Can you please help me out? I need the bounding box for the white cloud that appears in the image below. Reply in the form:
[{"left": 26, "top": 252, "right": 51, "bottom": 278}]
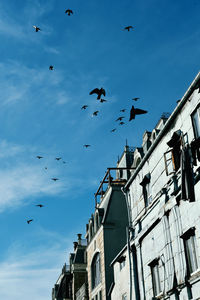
[{"left": 0, "top": 232, "right": 73, "bottom": 300}]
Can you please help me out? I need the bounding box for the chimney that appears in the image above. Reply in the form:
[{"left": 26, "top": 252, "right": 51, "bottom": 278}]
[
  {"left": 77, "top": 233, "right": 82, "bottom": 245},
  {"left": 73, "top": 242, "right": 78, "bottom": 251}
]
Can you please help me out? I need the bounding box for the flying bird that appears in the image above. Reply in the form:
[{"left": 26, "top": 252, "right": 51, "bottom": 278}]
[
  {"left": 27, "top": 219, "right": 33, "bottom": 224},
  {"left": 84, "top": 144, "right": 91, "bottom": 148},
  {"left": 89, "top": 88, "right": 106, "bottom": 100},
  {"left": 51, "top": 178, "right": 59, "bottom": 181},
  {"left": 120, "top": 109, "right": 126, "bottom": 112},
  {"left": 81, "top": 105, "right": 88, "bottom": 110},
  {"left": 65, "top": 9, "right": 73, "bottom": 15},
  {"left": 116, "top": 116, "right": 124, "bottom": 121},
  {"left": 92, "top": 111, "right": 99, "bottom": 116},
  {"left": 33, "top": 26, "right": 41, "bottom": 32},
  {"left": 45, "top": 167, "right": 48, "bottom": 170},
  {"left": 55, "top": 157, "right": 62, "bottom": 161},
  {"left": 63, "top": 161, "right": 66, "bottom": 164},
  {"left": 36, "top": 204, "right": 44, "bottom": 208},
  {"left": 119, "top": 122, "right": 125, "bottom": 125},
  {"left": 132, "top": 97, "right": 140, "bottom": 101},
  {"left": 36, "top": 156, "right": 43, "bottom": 159},
  {"left": 49, "top": 65, "right": 54, "bottom": 70},
  {"left": 100, "top": 99, "right": 107, "bottom": 103},
  {"left": 129, "top": 105, "right": 148, "bottom": 121},
  {"left": 111, "top": 128, "right": 116, "bottom": 132},
  {"left": 124, "top": 26, "right": 133, "bottom": 31}
]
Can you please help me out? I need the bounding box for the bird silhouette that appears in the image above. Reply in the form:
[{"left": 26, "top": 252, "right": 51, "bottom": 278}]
[
  {"left": 36, "top": 156, "right": 43, "bottom": 159},
  {"left": 93, "top": 111, "right": 99, "bottom": 116},
  {"left": 65, "top": 9, "right": 73, "bottom": 15},
  {"left": 124, "top": 26, "right": 133, "bottom": 31},
  {"left": 51, "top": 178, "right": 59, "bottom": 181},
  {"left": 63, "top": 161, "right": 66, "bottom": 164},
  {"left": 84, "top": 144, "right": 91, "bottom": 148},
  {"left": 119, "top": 121, "right": 125, "bottom": 125},
  {"left": 89, "top": 88, "right": 106, "bottom": 100},
  {"left": 49, "top": 65, "right": 54, "bottom": 70},
  {"left": 55, "top": 157, "right": 62, "bottom": 161},
  {"left": 33, "top": 26, "right": 41, "bottom": 32},
  {"left": 100, "top": 99, "right": 107, "bottom": 103},
  {"left": 45, "top": 167, "right": 48, "bottom": 170},
  {"left": 129, "top": 105, "right": 148, "bottom": 121},
  {"left": 116, "top": 116, "right": 124, "bottom": 121},
  {"left": 27, "top": 219, "right": 33, "bottom": 224},
  {"left": 120, "top": 109, "right": 126, "bottom": 112},
  {"left": 132, "top": 97, "right": 140, "bottom": 101},
  {"left": 81, "top": 105, "right": 88, "bottom": 110},
  {"left": 36, "top": 204, "right": 44, "bottom": 207},
  {"left": 111, "top": 128, "right": 116, "bottom": 132}
]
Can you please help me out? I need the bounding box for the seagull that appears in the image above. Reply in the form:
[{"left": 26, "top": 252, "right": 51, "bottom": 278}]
[
  {"left": 119, "top": 121, "right": 125, "bottom": 125},
  {"left": 65, "top": 9, "right": 73, "bottom": 15},
  {"left": 100, "top": 99, "right": 107, "bottom": 103},
  {"left": 81, "top": 105, "right": 88, "bottom": 110},
  {"left": 124, "top": 26, "right": 134, "bottom": 31},
  {"left": 84, "top": 144, "right": 91, "bottom": 148},
  {"left": 33, "top": 26, "right": 41, "bottom": 32},
  {"left": 36, "top": 204, "right": 44, "bottom": 208},
  {"left": 120, "top": 109, "right": 126, "bottom": 112},
  {"left": 89, "top": 88, "right": 106, "bottom": 100},
  {"left": 132, "top": 97, "right": 140, "bottom": 101},
  {"left": 129, "top": 105, "right": 148, "bottom": 121},
  {"left": 49, "top": 65, "right": 54, "bottom": 70},
  {"left": 27, "top": 219, "right": 33, "bottom": 224},
  {"left": 36, "top": 156, "right": 43, "bottom": 159},
  {"left": 55, "top": 157, "right": 62, "bottom": 161},
  {"left": 116, "top": 116, "right": 124, "bottom": 121},
  {"left": 92, "top": 111, "right": 99, "bottom": 116},
  {"left": 111, "top": 129, "right": 116, "bottom": 132},
  {"left": 51, "top": 178, "right": 59, "bottom": 181}
]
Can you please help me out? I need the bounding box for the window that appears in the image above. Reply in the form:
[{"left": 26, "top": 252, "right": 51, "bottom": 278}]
[
  {"left": 150, "top": 259, "right": 162, "bottom": 297},
  {"left": 91, "top": 253, "right": 101, "bottom": 289},
  {"left": 192, "top": 106, "right": 200, "bottom": 138},
  {"left": 140, "top": 173, "right": 152, "bottom": 206},
  {"left": 99, "top": 291, "right": 102, "bottom": 300},
  {"left": 181, "top": 228, "right": 198, "bottom": 276},
  {"left": 164, "top": 130, "right": 182, "bottom": 175}
]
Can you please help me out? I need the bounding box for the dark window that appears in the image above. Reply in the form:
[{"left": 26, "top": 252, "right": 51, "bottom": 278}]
[
  {"left": 192, "top": 106, "right": 200, "bottom": 138},
  {"left": 91, "top": 253, "right": 101, "bottom": 289},
  {"left": 181, "top": 228, "right": 198, "bottom": 276},
  {"left": 164, "top": 130, "right": 183, "bottom": 175},
  {"left": 140, "top": 173, "right": 152, "bottom": 206},
  {"left": 150, "top": 259, "right": 162, "bottom": 297}
]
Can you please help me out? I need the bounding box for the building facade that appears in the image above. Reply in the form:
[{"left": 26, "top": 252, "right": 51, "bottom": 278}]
[{"left": 111, "top": 73, "right": 200, "bottom": 300}]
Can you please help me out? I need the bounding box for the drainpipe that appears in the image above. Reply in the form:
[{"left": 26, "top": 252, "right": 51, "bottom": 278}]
[{"left": 122, "top": 187, "right": 133, "bottom": 300}]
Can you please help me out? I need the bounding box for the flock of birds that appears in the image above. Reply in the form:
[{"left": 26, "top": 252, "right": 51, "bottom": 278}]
[{"left": 27, "top": 8, "right": 148, "bottom": 224}]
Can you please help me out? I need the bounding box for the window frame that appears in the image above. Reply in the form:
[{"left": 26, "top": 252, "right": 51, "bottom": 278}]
[
  {"left": 191, "top": 104, "right": 200, "bottom": 139},
  {"left": 91, "top": 252, "right": 101, "bottom": 289},
  {"left": 149, "top": 258, "right": 162, "bottom": 297},
  {"left": 181, "top": 228, "right": 199, "bottom": 276}
]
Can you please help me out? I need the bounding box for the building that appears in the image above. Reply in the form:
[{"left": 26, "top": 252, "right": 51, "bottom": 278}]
[
  {"left": 85, "top": 146, "right": 135, "bottom": 300},
  {"left": 110, "top": 73, "right": 200, "bottom": 300},
  {"left": 52, "top": 234, "right": 88, "bottom": 300}
]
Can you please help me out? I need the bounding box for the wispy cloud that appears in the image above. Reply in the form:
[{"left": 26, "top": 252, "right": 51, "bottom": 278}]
[{"left": 0, "top": 230, "right": 73, "bottom": 300}]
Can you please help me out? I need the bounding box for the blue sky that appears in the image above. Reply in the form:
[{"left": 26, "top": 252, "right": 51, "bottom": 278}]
[{"left": 0, "top": 0, "right": 199, "bottom": 299}]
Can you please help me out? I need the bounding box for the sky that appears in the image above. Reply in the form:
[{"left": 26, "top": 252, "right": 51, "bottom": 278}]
[{"left": 0, "top": 0, "right": 199, "bottom": 299}]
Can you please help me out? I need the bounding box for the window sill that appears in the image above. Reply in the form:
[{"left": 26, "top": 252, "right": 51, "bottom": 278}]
[{"left": 188, "top": 268, "right": 200, "bottom": 284}]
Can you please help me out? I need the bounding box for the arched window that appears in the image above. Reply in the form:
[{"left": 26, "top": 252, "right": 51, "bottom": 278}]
[{"left": 91, "top": 252, "right": 101, "bottom": 289}]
